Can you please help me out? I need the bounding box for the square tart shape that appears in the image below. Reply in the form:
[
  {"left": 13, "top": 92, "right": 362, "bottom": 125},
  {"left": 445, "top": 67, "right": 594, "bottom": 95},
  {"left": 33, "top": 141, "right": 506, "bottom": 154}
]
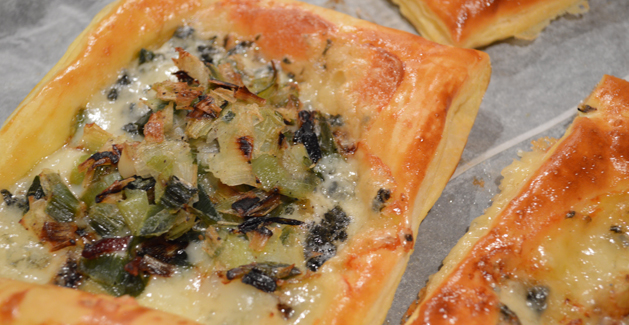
[
  {"left": 391, "top": 0, "right": 589, "bottom": 48},
  {"left": 402, "top": 75, "right": 629, "bottom": 324},
  {"left": 0, "top": 0, "right": 490, "bottom": 324}
]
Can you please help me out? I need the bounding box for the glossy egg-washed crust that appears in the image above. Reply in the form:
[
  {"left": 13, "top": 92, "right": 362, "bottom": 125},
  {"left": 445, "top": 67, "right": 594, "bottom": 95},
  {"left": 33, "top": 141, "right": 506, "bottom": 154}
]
[
  {"left": 0, "top": 0, "right": 490, "bottom": 324},
  {"left": 403, "top": 75, "right": 629, "bottom": 324},
  {"left": 391, "top": 0, "right": 589, "bottom": 48}
]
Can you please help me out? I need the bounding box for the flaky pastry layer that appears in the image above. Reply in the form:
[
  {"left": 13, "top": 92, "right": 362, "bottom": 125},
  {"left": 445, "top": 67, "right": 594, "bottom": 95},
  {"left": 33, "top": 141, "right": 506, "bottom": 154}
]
[
  {"left": 392, "top": 0, "right": 589, "bottom": 48},
  {"left": 404, "top": 75, "right": 629, "bottom": 324},
  {"left": 0, "top": 0, "right": 490, "bottom": 324}
]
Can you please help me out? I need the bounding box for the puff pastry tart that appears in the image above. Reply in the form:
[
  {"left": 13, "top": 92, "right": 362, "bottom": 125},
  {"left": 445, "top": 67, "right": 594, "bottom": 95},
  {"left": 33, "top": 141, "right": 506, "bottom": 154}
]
[
  {"left": 0, "top": 0, "right": 490, "bottom": 324},
  {"left": 391, "top": 0, "right": 589, "bottom": 48},
  {"left": 403, "top": 75, "right": 629, "bottom": 324}
]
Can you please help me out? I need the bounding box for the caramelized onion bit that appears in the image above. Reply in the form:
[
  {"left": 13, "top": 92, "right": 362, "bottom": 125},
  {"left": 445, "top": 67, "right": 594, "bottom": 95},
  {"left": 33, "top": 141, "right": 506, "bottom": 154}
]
[
  {"left": 172, "top": 47, "right": 210, "bottom": 89},
  {"left": 143, "top": 110, "right": 166, "bottom": 143},
  {"left": 78, "top": 144, "right": 123, "bottom": 173},
  {"left": 82, "top": 237, "right": 132, "bottom": 259},
  {"left": 231, "top": 191, "right": 281, "bottom": 218},
  {"left": 152, "top": 80, "right": 203, "bottom": 109},
  {"left": 234, "top": 86, "right": 266, "bottom": 105},
  {"left": 190, "top": 95, "right": 222, "bottom": 119},
  {"left": 42, "top": 221, "right": 78, "bottom": 252},
  {"left": 124, "top": 255, "right": 174, "bottom": 277}
]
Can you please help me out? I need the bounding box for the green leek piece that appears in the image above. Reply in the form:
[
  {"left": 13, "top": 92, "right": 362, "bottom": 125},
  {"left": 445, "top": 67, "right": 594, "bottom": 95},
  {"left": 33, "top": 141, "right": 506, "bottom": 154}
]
[
  {"left": 253, "top": 109, "right": 284, "bottom": 157},
  {"left": 81, "top": 172, "right": 121, "bottom": 207},
  {"left": 166, "top": 209, "right": 197, "bottom": 240},
  {"left": 193, "top": 184, "right": 220, "bottom": 225},
  {"left": 71, "top": 108, "right": 88, "bottom": 137},
  {"left": 251, "top": 154, "right": 317, "bottom": 199},
  {"left": 27, "top": 176, "right": 44, "bottom": 201},
  {"left": 251, "top": 65, "right": 278, "bottom": 99},
  {"left": 69, "top": 154, "right": 91, "bottom": 185},
  {"left": 186, "top": 118, "right": 215, "bottom": 139},
  {"left": 138, "top": 207, "right": 176, "bottom": 237},
  {"left": 136, "top": 140, "right": 196, "bottom": 185},
  {"left": 40, "top": 172, "right": 81, "bottom": 223},
  {"left": 117, "top": 189, "right": 150, "bottom": 235},
  {"left": 160, "top": 176, "right": 197, "bottom": 210},
  {"left": 318, "top": 116, "right": 338, "bottom": 157},
  {"left": 79, "top": 124, "right": 113, "bottom": 153},
  {"left": 79, "top": 254, "right": 146, "bottom": 297},
  {"left": 88, "top": 203, "right": 131, "bottom": 237},
  {"left": 206, "top": 106, "right": 257, "bottom": 186}
]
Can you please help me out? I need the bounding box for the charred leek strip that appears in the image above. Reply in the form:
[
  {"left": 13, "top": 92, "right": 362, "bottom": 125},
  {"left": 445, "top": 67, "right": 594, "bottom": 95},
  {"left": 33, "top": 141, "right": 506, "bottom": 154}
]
[{"left": 160, "top": 176, "right": 197, "bottom": 210}]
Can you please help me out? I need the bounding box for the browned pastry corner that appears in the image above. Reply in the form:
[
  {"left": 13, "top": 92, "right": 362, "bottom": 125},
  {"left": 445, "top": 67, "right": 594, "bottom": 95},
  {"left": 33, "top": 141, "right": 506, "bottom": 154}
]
[
  {"left": 404, "top": 75, "right": 629, "bottom": 324},
  {"left": 391, "top": 0, "right": 589, "bottom": 48}
]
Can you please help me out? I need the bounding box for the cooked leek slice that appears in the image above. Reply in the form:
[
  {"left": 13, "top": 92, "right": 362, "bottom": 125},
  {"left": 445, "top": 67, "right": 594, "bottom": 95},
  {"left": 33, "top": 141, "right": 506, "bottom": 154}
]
[
  {"left": 160, "top": 176, "right": 197, "bottom": 210},
  {"left": 253, "top": 108, "right": 284, "bottom": 158},
  {"left": 117, "top": 189, "right": 150, "bottom": 235},
  {"left": 206, "top": 105, "right": 257, "bottom": 186},
  {"left": 88, "top": 203, "right": 131, "bottom": 237},
  {"left": 79, "top": 254, "right": 146, "bottom": 297},
  {"left": 138, "top": 207, "right": 175, "bottom": 237},
  {"left": 251, "top": 153, "right": 317, "bottom": 199},
  {"left": 134, "top": 140, "right": 197, "bottom": 186},
  {"left": 40, "top": 172, "right": 81, "bottom": 223},
  {"left": 165, "top": 209, "right": 197, "bottom": 240},
  {"left": 78, "top": 123, "right": 114, "bottom": 153},
  {"left": 81, "top": 171, "right": 122, "bottom": 207}
]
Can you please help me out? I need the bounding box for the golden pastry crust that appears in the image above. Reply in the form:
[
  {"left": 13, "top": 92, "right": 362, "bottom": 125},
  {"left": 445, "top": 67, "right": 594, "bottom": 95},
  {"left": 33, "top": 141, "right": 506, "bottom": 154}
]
[
  {"left": 403, "top": 75, "right": 629, "bottom": 324},
  {"left": 391, "top": 0, "right": 589, "bottom": 48},
  {"left": 0, "top": 0, "right": 490, "bottom": 324},
  {"left": 0, "top": 278, "right": 199, "bottom": 325}
]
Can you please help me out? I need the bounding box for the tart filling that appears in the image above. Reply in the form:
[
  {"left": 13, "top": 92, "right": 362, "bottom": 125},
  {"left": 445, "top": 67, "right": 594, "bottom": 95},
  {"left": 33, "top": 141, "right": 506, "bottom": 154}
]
[{"left": 0, "top": 29, "right": 378, "bottom": 324}]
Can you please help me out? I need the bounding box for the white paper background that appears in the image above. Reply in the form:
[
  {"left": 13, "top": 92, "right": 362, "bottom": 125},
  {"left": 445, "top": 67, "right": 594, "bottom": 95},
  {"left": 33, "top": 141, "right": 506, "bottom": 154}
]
[{"left": 1, "top": 0, "right": 628, "bottom": 324}]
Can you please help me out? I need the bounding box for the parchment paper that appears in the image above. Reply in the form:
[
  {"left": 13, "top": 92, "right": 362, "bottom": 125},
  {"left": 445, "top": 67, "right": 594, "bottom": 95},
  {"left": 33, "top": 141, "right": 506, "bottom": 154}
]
[{"left": 1, "top": 0, "right": 628, "bottom": 324}]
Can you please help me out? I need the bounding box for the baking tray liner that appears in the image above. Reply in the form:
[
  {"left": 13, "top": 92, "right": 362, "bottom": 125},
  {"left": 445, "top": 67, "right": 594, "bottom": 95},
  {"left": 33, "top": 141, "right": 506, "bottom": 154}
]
[{"left": 1, "top": 0, "right": 628, "bottom": 323}]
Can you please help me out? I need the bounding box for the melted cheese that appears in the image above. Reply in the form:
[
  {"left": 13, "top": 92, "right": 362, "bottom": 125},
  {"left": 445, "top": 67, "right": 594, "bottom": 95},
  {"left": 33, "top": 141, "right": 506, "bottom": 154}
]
[{"left": 0, "top": 34, "right": 375, "bottom": 325}]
